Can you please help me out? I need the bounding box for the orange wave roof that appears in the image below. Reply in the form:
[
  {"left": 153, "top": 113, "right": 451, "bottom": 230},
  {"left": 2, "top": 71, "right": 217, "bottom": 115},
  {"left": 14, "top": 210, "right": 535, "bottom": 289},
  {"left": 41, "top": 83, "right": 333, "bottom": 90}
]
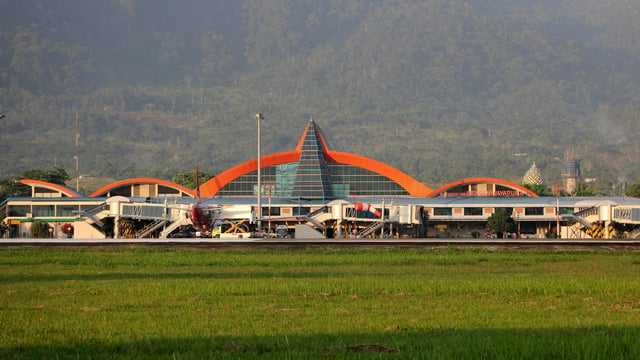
[
  {"left": 200, "top": 119, "right": 432, "bottom": 197},
  {"left": 20, "top": 179, "right": 83, "bottom": 198},
  {"left": 428, "top": 177, "right": 538, "bottom": 197},
  {"left": 89, "top": 178, "right": 195, "bottom": 198}
]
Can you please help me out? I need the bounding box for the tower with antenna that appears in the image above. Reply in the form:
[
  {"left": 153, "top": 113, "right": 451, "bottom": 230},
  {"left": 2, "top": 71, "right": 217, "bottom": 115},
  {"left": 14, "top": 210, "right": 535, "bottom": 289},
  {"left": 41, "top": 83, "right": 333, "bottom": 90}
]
[
  {"left": 74, "top": 112, "right": 80, "bottom": 192},
  {"left": 562, "top": 150, "right": 580, "bottom": 195}
]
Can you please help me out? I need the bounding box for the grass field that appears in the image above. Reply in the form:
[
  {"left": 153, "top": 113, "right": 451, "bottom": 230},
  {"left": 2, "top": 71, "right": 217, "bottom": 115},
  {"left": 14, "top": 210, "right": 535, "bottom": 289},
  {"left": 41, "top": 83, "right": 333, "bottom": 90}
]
[{"left": 1, "top": 247, "right": 640, "bottom": 359}]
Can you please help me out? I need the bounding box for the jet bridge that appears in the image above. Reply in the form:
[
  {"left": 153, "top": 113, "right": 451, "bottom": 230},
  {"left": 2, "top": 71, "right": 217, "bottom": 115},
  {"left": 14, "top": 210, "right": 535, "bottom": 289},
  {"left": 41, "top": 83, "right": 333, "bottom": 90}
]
[{"left": 563, "top": 203, "right": 640, "bottom": 239}]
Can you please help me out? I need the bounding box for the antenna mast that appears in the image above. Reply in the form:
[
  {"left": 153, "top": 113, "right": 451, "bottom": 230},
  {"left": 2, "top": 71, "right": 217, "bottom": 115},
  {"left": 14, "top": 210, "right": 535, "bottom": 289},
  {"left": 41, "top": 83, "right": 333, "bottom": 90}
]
[{"left": 75, "top": 112, "right": 80, "bottom": 192}]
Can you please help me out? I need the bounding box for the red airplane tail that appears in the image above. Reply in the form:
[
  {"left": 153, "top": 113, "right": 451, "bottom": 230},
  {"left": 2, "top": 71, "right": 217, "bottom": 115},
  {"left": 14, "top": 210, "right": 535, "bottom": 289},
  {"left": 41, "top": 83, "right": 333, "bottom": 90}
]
[{"left": 195, "top": 165, "right": 201, "bottom": 203}]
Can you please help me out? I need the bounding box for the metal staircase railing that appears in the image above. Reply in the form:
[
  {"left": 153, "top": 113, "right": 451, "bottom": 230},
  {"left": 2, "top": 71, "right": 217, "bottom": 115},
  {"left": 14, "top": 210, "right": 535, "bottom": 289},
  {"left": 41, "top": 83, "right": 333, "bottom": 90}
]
[
  {"left": 307, "top": 206, "right": 328, "bottom": 218},
  {"left": 305, "top": 215, "right": 326, "bottom": 232},
  {"left": 627, "top": 227, "right": 640, "bottom": 239},
  {"left": 561, "top": 206, "right": 600, "bottom": 231},
  {"left": 561, "top": 214, "right": 592, "bottom": 229},
  {"left": 159, "top": 217, "right": 191, "bottom": 239},
  {"left": 82, "top": 202, "right": 109, "bottom": 215},
  {"left": 135, "top": 219, "right": 168, "bottom": 238},
  {"left": 574, "top": 206, "right": 598, "bottom": 218},
  {"left": 73, "top": 202, "right": 108, "bottom": 228},
  {"left": 304, "top": 206, "right": 329, "bottom": 232},
  {"left": 358, "top": 221, "right": 384, "bottom": 238}
]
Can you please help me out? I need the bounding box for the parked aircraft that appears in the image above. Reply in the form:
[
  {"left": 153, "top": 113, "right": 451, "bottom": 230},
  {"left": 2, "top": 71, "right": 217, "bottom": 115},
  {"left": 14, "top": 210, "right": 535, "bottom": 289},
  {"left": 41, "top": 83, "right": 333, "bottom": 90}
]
[{"left": 186, "top": 166, "right": 219, "bottom": 231}]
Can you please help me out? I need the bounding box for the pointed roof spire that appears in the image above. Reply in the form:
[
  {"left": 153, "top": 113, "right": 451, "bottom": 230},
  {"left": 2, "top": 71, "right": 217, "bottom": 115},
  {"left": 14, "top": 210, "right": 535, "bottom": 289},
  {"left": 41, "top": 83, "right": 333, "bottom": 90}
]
[
  {"left": 295, "top": 118, "right": 330, "bottom": 153},
  {"left": 291, "top": 119, "right": 334, "bottom": 200}
]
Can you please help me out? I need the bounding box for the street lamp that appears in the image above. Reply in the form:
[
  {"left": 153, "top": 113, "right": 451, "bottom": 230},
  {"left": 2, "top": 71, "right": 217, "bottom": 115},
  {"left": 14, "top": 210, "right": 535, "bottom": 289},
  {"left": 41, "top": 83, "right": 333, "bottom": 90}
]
[
  {"left": 553, "top": 182, "right": 561, "bottom": 239},
  {"left": 254, "top": 113, "right": 264, "bottom": 232},
  {"left": 73, "top": 155, "right": 79, "bottom": 192},
  {"left": 265, "top": 183, "right": 275, "bottom": 234}
]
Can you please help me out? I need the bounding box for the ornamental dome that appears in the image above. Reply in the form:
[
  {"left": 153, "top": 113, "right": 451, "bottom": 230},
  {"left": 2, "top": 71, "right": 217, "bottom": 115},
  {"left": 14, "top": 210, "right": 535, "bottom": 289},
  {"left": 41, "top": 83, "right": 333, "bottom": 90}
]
[{"left": 522, "top": 162, "right": 546, "bottom": 186}]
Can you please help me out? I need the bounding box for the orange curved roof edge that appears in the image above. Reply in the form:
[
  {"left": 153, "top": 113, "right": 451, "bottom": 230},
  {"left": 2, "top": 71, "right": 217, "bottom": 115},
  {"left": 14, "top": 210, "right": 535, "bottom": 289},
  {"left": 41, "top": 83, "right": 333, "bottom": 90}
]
[
  {"left": 20, "top": 179, "right": 83, "bottom": 198},
  {"left": 89, "top": 178, "right": 195, "bottom": 198},
  {"left": 200, "top": 149, "right": 433, "bottom": 198},
  {"left": 200, "top": 151, "right": 300, "bottom": 197},
  {"left": 325, "top": 151, "right": 433, "bottom": 196},
  {"left": 428, "top": 177, "right": 539, "bottom": 197}
]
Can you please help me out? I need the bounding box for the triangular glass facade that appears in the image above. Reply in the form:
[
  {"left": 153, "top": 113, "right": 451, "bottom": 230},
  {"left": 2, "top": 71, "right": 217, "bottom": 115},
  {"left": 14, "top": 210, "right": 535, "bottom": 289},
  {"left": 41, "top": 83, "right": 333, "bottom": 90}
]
[
  {"left": 291, "top": 120, "right": 334, "bottom": 200},
  {"left": 214, "top": 119, "right": 411, "bottom": 198}
]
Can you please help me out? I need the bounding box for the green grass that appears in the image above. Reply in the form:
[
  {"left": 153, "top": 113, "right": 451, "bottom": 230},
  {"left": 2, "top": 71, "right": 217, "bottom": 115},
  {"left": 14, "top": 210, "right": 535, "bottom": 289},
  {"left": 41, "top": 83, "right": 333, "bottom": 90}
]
[{"left": 1, "top": 247, "right": 640, "bottom": 359}]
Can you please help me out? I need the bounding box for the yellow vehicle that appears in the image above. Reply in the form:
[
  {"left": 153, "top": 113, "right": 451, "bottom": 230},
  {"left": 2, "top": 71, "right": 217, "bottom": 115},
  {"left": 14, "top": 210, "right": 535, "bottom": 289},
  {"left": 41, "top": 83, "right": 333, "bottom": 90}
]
[{"left": 211, "top": 219, "right": 251, "bottom": 238}]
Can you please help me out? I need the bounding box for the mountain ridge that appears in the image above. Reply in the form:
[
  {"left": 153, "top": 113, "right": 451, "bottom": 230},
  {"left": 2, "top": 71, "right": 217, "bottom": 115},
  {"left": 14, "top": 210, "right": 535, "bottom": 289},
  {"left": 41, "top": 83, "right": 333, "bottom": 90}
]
[{"left": 1, "top": 0, "right": 639, "bottom": 193}]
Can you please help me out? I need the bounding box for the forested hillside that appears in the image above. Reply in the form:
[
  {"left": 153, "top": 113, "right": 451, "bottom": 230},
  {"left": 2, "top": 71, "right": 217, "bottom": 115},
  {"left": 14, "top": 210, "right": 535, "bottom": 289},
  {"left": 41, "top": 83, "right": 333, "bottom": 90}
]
[{"left": 1, "top": 0, "right": 639, "bottom": 193}]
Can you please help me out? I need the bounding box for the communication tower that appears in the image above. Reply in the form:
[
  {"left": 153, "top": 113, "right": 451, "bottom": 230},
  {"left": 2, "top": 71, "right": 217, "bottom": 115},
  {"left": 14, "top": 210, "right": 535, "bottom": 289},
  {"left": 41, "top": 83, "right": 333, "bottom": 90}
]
[{"left": 562, "top": 150, "right": 580, "bottom": 195}]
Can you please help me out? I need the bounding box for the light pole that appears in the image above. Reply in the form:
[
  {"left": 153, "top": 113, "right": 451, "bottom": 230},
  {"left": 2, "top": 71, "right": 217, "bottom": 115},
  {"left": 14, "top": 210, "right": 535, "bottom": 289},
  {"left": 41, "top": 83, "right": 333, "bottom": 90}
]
[
  {"left": 266, "top": 183, "right": 274, "bottom": 234},
  {"left": 255, "top": 113, "right": 263, "bottom": 232},
  {"left": 75, "top": 112, "right": 80, "bottom": 192},
  {"left": 554, "top": 182, "right": 561, "bottom": 239},
  {"left": 556, "top": 195, "right": 560, "bottom": 238},
  {"left": 73, "top": 155, "right": 79, "bottom": 192}
]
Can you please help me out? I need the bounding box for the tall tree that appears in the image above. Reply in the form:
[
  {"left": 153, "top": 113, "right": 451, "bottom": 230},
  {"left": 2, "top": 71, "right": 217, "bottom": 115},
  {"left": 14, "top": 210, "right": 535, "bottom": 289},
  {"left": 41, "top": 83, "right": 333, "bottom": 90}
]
[
  {"left": 486, "top": 208, "right": 516, "bottom": 237},
  {"left": 522, "top": 183, "right": 553, "bottom": 196},
  {"left": 0, "top": 178, "right": 30, "bottom": 199},
  {"left": 0, "top": 168, "right": 71, "bottom": 201},
  {"left": 21, "top": 168, "right": 70, "bottom": 185},
  {"left": 625, "top": 183, "right": 640, "bottom": 198},
  {"left": 172, "top": 170, "right": 214, "bottom": 190}
]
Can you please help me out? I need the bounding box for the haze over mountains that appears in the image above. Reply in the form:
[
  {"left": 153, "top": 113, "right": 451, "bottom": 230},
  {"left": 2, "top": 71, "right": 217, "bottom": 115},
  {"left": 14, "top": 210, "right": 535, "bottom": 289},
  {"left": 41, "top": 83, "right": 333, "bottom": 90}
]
[{"left": 1, "top": 0, "right": 639, "bottom": 192}]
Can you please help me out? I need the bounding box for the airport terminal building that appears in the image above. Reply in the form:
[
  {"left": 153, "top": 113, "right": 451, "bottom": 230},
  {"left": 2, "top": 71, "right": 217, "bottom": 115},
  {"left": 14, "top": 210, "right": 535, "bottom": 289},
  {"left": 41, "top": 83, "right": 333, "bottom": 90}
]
[{"left": 3, "top": 120, "right": 640, "bottom": 239}]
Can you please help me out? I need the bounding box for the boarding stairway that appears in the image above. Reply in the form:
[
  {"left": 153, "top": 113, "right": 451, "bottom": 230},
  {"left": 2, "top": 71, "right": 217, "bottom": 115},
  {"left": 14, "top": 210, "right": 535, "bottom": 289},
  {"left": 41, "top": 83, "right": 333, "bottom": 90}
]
[
  {"left": 562, "top": 214, "right": 592, "bottom": 229},
  {"left": 562, "top": 206, "right": 599, "bottom": 229},
  {"left": 159, "top": 217, "right": 191, "bottom": 239},
  {"left": 563, "top": 204, "right": 640, "bottom": 238},
  {"left": 358, "top": 221, "right": 384, "bottom": 238},
  {"left": 627, "top": 227, "right": 640, "bottom": 238},
  {"left": 564, "top": 206, "right": 621, "bottom": 239},
  {"left": 562, "top": 206, "right": 598, "bottom": 238},
  {"left": 304, "top": 206, "right": 329, "bottom": 232},
  {"left": 74, "top": 202, "right": 109, "bottom": 228},
  {"left": 135, "top": 219, "right": 169, "bottom": 238},
  {"left": 575, "top": 206, "right": 598, "bottom": 217}
]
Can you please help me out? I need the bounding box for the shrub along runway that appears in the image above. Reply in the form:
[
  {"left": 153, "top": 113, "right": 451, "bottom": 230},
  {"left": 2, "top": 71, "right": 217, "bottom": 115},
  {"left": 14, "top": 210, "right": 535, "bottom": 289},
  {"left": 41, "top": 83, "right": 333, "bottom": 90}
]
[{"left": 1, "top": 247, "right": 640, "bottom": 359}]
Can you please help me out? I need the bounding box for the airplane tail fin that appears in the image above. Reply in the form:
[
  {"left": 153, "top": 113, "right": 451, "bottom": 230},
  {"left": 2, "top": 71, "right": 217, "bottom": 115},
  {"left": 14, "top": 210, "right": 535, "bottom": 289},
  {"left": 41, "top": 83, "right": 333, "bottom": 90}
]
[{"left": 195, "top": 165, "right": 201, "bottom": 202}]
